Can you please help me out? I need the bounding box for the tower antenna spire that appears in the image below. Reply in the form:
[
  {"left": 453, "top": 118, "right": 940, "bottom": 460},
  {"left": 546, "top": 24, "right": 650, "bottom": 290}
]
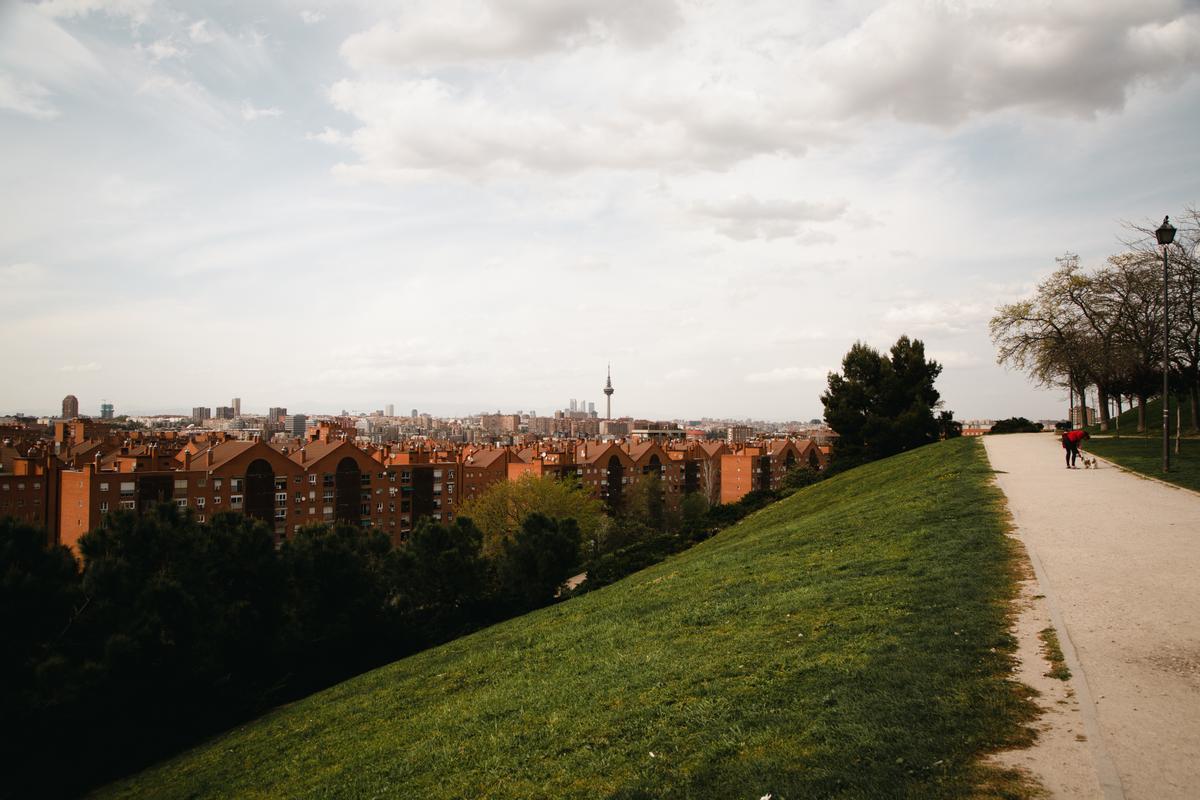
[{"left": 603, "top": 363, "right": 614, "bottom": 420}]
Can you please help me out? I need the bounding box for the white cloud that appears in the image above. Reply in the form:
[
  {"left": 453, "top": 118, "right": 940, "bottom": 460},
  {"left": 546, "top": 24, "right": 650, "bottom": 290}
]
[
  {"left": 38, "top": 0, "right": 156, "bottom": 24},
  {"left": 0, "top": 74, "right": 58, "bottom": 119},
  {"left": 745, "top": 366, "right": 829, "bottom": 384},
  {"left": 806, "top": 1, "right": 1200, "bottom": 125},
  {"left": 140, "top": 37, "right": 185, "bottom": 62},
  {"left": 694, "top": 194, "right": 846, "bottom": 241},
  {"left": 188, "top": 20, "right": 215, "bottom": 44},
  {"left": 883, "top": 301, "right": 989, "bottom": 334},
  {"left": 300, "top": 10, "right": 326, "bottom": 26},
  {"left": 928, "top": 350, "right": 981, "bottom": 369},
  {"left": 241, "top": 100, "right": 282, "bottom": 121},
  {"left": 1, "top": 263, "right": 47, "bottom": 283},
  {"left": 340, "top": 0, "right": 681, "bottom": 69}
]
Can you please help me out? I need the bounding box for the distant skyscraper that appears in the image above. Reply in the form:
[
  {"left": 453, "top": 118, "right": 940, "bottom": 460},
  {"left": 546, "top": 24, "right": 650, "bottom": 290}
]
[
  {"left": 268, "top": 407, "right": 287, "bottom": 421},
  {"left": 411, "top": 408, "right": 418, "bottom": 419},
  {"left": 386, "top": 404, "right": 394, "bottom": 417},
  {"left": 588, "top": 401, "right": 595, "bottom": 415},
  {"left": 99, "top": 402, "right": 114, "bottom": 420},
  {"left": 232, "top": 397, "right": 241, "bottom": 417},
  {"left": 62, "top": 394, "right": 79, "bottom": 419},
  {"left": 192, "top": 407, "right": 212, "bottom": 423},
  {"left": 284, "top": 414, "right": 307, "bottom": 437},
  {"left": 604, "top": 364, "right": 614, "bottom": 420},
  {"left": 570, "top": 399, "right": 577, "bottom": 412}
]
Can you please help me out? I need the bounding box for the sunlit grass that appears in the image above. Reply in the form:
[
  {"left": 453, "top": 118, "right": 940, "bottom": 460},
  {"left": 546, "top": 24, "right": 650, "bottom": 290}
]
[{"left": 97, "top": 438, "right": 1037, "bottom": 800}]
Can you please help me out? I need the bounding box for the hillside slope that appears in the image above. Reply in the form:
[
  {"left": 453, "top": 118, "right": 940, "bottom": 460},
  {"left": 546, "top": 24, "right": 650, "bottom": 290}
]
[{"left": 98, "top": 438, "right": 1036, "bottom": 799}]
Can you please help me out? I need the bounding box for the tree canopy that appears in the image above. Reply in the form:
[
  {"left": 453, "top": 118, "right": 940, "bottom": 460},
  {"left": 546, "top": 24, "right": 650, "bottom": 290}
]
[{"left": 822, "top": 335, "right": 944, "bottom": 465}]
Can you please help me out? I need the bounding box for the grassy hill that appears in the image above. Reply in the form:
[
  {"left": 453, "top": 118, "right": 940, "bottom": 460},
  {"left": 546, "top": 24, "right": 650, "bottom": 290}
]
[
  {"left": 97, "top": 439, "right": 1037, "bottom": 800},
  {"left": 1087, "top": 395, "right": 1197, "bottom": 435}
]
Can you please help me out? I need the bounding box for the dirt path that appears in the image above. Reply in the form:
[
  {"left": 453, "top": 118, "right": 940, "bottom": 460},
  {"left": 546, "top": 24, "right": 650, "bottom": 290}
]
[{"left": 983, "top": 434, "right": 1200, "bottom": 799}]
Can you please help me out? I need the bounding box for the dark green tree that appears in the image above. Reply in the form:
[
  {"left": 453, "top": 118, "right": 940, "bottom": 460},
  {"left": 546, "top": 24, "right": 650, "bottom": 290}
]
[
  {"left": 494, "top": 513, "right": 581, "bottom": 612},
  {"left": 822, "top": 335, "right": 944, "bottom": 465}
]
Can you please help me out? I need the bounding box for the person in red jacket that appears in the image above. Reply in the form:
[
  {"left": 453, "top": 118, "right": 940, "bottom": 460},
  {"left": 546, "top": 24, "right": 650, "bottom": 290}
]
[{"left": 1061, "top": 429, "right": 1090, "bottom": 468}]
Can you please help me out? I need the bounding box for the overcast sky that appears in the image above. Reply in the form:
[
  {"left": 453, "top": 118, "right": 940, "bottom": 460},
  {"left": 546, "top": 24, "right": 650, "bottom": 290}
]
[{"left": 2, "top": 0, "right": 1199, "bottom": 421}]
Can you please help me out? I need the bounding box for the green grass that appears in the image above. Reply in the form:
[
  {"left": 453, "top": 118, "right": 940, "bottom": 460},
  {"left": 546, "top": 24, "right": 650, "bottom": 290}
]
[
  {"left": 1085, "top": 437, "right": 1200, "bottom": 493},
  {"left": 97, "top": 439, "right": 1038, "bottom": 800},
  {"left": 1087, "top": 395, "right": 1197, "bottom": 435},
  {"left": 1037, "top": 629, "right": 1071, "bottom": 682}
]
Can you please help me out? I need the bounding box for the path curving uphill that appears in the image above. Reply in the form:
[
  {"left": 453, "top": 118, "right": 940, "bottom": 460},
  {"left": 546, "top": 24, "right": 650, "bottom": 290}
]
[{"left": 984, "top": 433, "right": 1200, "bottom": 799}]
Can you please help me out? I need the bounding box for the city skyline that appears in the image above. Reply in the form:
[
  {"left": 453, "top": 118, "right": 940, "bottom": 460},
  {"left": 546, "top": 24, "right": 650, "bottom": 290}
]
[{"left": 2, "top": 1, "right": 1199, "bottom": 420}]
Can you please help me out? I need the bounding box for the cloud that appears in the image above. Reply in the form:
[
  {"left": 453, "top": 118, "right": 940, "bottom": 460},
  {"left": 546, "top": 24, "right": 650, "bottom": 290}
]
[
  {"left": 324, "top": 77, "right": 816, "bottom": 179},
  {"left": 745, "top": 366, "right": 829, "bottom": 384},
  {"left": 341, "top": 0, "right": 681, "bottom": 69},
  {"left": 38, "top": 0, "right": 156, "bottom": 24},
  {"left": 928, "top": 350, "right": 981, "bottom": 369},
  {"left": 1, "top": 263, "right": 47, "bottom": 283},
  {"left": 694, "top": 194, "right": 846, "bottom": 241},
  {"left": 300, "top": 10, "right": 326, "bottom": 26},
  {"left": 241, "top": 100, "right": 282, "bottom": 121},
  {"left": 0, "top": 73, "right": 58, "bottom": 119},
  {"left": 58, "top": 362, "right": 102, "bottom": 373},
  {"left": 883, "top": 301, "right": 989, "bottom": 334},
  {"left": 139, "top": 37, "right": 185, "bottom": 62},
  {"left": 807, "top": 1, "right": 1200, "bottom": 125},
  {"left": 188, "top": 20, "right": 215, "bottom": 44}
]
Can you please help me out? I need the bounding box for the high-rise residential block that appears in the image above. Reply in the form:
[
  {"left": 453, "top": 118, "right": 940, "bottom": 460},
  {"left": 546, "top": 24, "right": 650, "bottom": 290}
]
[
  {"left": 232, "top": 397, "right": 241, "bottom": 417},
  {"left": 99, "top": 403, "right": 114, "bottom": 419},
  {"left": 192, "top": 407, "right": 212, "bottom": 423},
  {"left": 62, "top": 394, "right": 79, "bottom": 419}
]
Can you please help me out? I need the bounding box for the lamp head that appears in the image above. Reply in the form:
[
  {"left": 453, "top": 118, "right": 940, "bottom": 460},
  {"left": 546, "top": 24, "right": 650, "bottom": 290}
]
[{"left": 1155, "top": 215, "right": 1177, "bottom": 246}]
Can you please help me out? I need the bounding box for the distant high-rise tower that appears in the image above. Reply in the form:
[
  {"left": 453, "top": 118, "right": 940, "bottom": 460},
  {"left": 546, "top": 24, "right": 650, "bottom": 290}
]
[
  {"left": 99, "top": 402, "right": 114, "bottom": 420},
  {"left": 386, "top": 404, "right": 394, "bottom": 417},
  {"left": 232, "top": 397, "right": 241, "bottom": 417},
  {"left": 62, "top": 394, "right": 79, "bottom": 419},
  {"left": 604, "top": 364, "right": 614, "bottom": 420}
]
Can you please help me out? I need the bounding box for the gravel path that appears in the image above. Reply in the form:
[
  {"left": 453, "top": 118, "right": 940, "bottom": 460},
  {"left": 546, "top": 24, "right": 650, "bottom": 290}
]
[{"left": 984, "top": 434, "right": 1200, "bottom": 799}]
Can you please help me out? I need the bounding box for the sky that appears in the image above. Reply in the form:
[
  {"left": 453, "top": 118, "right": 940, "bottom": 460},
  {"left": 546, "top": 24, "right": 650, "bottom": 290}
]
[{"left": 2, "top": 0, "right": 1199, "bottom": 421}]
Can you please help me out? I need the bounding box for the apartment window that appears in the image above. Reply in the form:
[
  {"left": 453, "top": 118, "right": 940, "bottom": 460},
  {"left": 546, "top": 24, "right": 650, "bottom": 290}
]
[
  {"left": 322, "top": 473, "right": 334, "bottom": 487},
  {"left": 401, "top": 471, "right": 411, "bottom": 482},
  {"left": 388, "top": 471, "right": 396, "bottom": 482},
  {"left": 323, "top": 489, "right": 334, "bottom": 501},
  {"left": 388, "top": 502, "right": 395, "bottom": 513},
  {"left": 433, "top": 483, "right": 442, "bottom": 494},
  {"left": 433, "top": 469, "right": 442, "bottom": 479},
  {"left": 174, "top": 479, "right": 188, "bottom": 491},
  {"left": 230, "top": 495, "right": 243, "bottom": 508},
  {"left": 275, "top": 477, "right": 287, "bottom": 490},
  {"left": 119, "top": 500, "right": 135, "bottom": 510},
  {"left": 175, "top": 498, "right": 187, "bottom": 509},
  {"left": 389, "top": 487, "right": 397, "bottom": 497},
  {"left": 231, "top": 478, "right": 243, "bottom": 492},
  {"left": 294, "top": 492, "right": 304, "bottom": 503},
  {"left": 308, "top": 489, "right": 316, "bottom": 500},
  {"left": 376, "top": 502, "right": 383, "bottom": 513},
  {"left": 274, "top": 508, "right": 286, "bottom": 520},
  {"left": 308, "top": 474, "right": 317, "bottom": 485},
  {"left": 213, "top": 478, "right": 223, "bottom": 490},
  {"left": 197, "top": 497, "right": 205, "bottom": 508},
  {"left": 1, "top": 484, "right": 7, "bottom": 491},
  {"left": 197, "top": 478, "right": 207, "bottom": 488},
  {"left": 17, "top": 483, "right": 24, "bottom": 490},
  {"left": 213, "top": 496, "right": 221, "bottom": 505},
  {"left": 120, "top": 481, "right": 135, "bottom": 498},
  {"left": 99, "top": 501, "right": 108, "bottom": 513},
  {"left": 323, "top": 506, "right": 333, "bottom": 516},
  {"left": 294, "top": 476, "right": 302, "bottom": 485},
  {"left": 33, "top": 482, "right": 40, "bottom": 490},
  {"left": 276, "top": 492, "right": 287, "bottom": 506},
  {"left": 447, "top": 483, "right": 454, "bottom": 494},
  {"left": 198, "top": 515, "right": 206, "bottom": 523},
  {"left": 432, "top": 498, "right": 441, "bottom": 509}
]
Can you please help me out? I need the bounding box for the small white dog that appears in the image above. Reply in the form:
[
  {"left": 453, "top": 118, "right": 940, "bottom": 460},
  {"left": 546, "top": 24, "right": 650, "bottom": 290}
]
[{"left": 1082, "top": 456, "right": 1098, "bottom": 469}]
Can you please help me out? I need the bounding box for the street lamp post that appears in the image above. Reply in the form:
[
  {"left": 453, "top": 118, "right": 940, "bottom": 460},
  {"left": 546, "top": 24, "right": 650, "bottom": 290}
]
[{"left": 1156, "top": 215, "right": 1177, "bottom": 473}]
